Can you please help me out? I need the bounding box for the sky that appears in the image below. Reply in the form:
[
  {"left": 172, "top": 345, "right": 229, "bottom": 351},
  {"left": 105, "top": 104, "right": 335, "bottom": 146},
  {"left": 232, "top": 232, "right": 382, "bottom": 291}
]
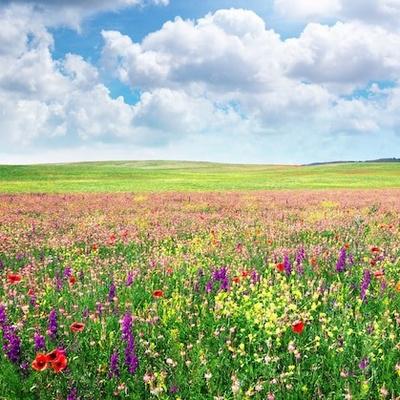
[{"left": 1, "top": 0, "right": 400, "bottom": 164}]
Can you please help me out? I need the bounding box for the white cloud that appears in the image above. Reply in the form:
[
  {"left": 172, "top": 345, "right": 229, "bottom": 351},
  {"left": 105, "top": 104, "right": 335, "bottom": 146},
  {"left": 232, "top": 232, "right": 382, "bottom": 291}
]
[
  {"left": 0, "top": 4, "right": 399, "bottom": 163},
  {"left": 275, "top": 0, "right": 400, "bottom": 28},
  {"left": 8, "top": 0, "right": 169, "bottom": 28},
  {"left": 275, "top": 0, "right": 341, "bottom": 20}
]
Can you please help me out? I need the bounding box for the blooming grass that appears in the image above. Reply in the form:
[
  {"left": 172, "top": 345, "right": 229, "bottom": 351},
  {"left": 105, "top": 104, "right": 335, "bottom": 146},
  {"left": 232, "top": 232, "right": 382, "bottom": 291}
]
[{"left": 0, "top": 190, "right": 399, "bottom": 399}]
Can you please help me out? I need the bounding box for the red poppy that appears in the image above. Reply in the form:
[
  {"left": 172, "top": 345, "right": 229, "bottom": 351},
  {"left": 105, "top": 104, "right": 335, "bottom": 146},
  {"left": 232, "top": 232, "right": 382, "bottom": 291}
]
[
  {"left": 232, "top": 276, "right": 241, "bottom": 283},
  {"left": 51, "top": 353, "right": 68, "bottom": 373},
  {"left": 166, "top": 267, "right": 173, "bottom": 275},
  {"left": 69, "top": 276, "right": 76, "bottom": 285},
  {"left": 70, "top": 322, "right": 85, "bottom": 333},
  {"left": 153, "top": 290, "right": 164, "bottom": 298},
  {"left": 370, "top": 259, "right": 377, "bottom": 266},
  {"left": 292, "top": 321, "right": 304, "bottom": 334},
  {"left": 344, "top": 243, "right": 350, "bottom": 249},
  {"left": 7, "top": 273, "right": 22, "bottom": 284},
  {"left": 371, "top": 246, "right": 381, "bottom": 253},
  {"left": 32, "top": 353, "right": 49, "bottom": 371},
  {"left": 276, "top": 263, "right": 284, "bottom": 272},
  {"left": 374, "top": 270, "right": 384, "bottom": 279},
  {"left": 27, "top": 288, "right": 35, "bottom": 296},
  {"left": 241, "top": 271, "right": 250, "bottom": 278},
  {"left": 92, "top": 243, "right": 98, "bottom": 251},
  {"left": 46, "top": 348, "right": 65, "bottom": 363},
  {"left": 310, "top": 257, "right": 317, "bottom": 267}
]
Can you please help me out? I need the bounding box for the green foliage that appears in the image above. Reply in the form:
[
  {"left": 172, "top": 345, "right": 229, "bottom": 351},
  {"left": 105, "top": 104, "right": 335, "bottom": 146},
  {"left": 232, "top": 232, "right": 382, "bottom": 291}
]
[{"left": 0, "top": 161, "right": 399, "bottom": 192}]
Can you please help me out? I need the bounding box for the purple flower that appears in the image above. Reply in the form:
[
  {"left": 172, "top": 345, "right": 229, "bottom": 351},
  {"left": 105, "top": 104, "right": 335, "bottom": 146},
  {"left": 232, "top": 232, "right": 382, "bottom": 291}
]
[
  {"left": 63, "top": 267, "right": 72, "bottom": 279},
  {"left": 0, "top": 305, "right": 7, "bottom": 327},
  {"left": 2, "top": 325, "right": 21, "bottom": 364},
  {"left": 121, "top": 313, "right": 138, "bottom": 374},
  {"left": 212, "top": 267, "right": 230, "bottom": 291},
  {"left": 251, "top": 270, "right": 261, "bottom": 284},
  {"left": 359, "top": 357, "right": 369, "bottom": 370},
  {"left": 96, "top": 303, "right": 103, "bottom": 316},
  {"left": 360, "top": 269, "right": 372, "bottom": 301},
  {"left": 55, "top": 275, "right": 63, "bottom": 291},
  {"left": 67, "top": 387, "right": 78, "bottom": 400},
  {"left": 169, "top": 385, "right": 179, "bottom": 394},
  {"left": 108, "top": 282, "right": 116, "bottom": 302},
  {"left": 336, "top": 248, "right": 347, "bottom": 273},
  {"left": 109, "top": 350, "right": 120, "bottom": 378},
  {"left": 34, "top": 331, "right": 46, "bottom": 352},
  {"left": 48, "top": 309, "right": 58, "bottom": 340},
  {"left": 205, "top": 281, "right": 213, "bottom": 293},
  {"left": 126, "top": 272, "right": 134, "bottom": 287},
  {"left": 283, "top": 255, "right": 292, "bottom": 276},
  {"left": 0, "top": 259, "right": 4, "bottom": 270}
]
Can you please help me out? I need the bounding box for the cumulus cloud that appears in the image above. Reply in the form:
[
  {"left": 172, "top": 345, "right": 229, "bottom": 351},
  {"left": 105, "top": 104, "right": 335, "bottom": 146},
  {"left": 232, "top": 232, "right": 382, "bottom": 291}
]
[
  {"left": 0, "top": 3, "right": 399, "bottom": 163},
  {"left": 5, "top": 0, "right": 169, "bottom": 28},
  {"left": 275, "top": 0, "right": 400, "bottom": 27}
]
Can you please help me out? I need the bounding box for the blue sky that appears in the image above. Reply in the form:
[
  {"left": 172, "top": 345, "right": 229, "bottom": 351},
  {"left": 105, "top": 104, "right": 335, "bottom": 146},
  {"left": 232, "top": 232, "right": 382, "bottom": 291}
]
[{"left": 0, "top": 0, "right": 399, "bottom": 164}]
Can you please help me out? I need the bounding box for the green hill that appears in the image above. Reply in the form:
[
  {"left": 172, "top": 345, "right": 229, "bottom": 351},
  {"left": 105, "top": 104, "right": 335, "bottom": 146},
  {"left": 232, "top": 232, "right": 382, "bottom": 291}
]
[{"left": 0, "top": 160, "right": 399, "bottom": 193}]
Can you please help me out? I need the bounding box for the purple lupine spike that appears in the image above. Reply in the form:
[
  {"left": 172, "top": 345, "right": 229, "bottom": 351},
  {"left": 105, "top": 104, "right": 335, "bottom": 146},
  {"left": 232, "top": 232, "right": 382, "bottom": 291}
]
[
  {"left": 34, "top": 331, "right": 46, "bottom": 352},
  {"left": 126, "top": 272, "right": 134, "bottom": 287},
  {"left": 0, "top": 260, "right": 4, "bottom": 270},
  {"left": 63, "top": 267, "right": 72, "bottom": 278},
  {"left": 212, "top": 267, "right": 230, "bottom": 291},
  {"left": 251, "top": 270, "right": 261, "bottom": 284},
  {"left": 30, "top": 295, "right": 36, "bottom": 307},
  {"left": 108, "top": 282, "right": 116, "bottom": 302},
  {"left": 360, "top": 269, "right": 372, "bottom": 301},
  {"left": 121, "top": 313, "right": 133, "bottom": 341},
  {"left": 109, "top": 350, "right": 120, "bottom": 378},
  {"left": 336, "top": 247, "right": 347, "bottom": 272},
  {"left": 205, "top": 281, "right": 213, "bottom": 293},
  {"left": 283, "top": 255, "right": 292, "bottom": 276},
  {"left": 3, "top": 325, "right": 21, "bottom": 364},
  {"left": 0, "top": 305, "right": 7, "bottom": 327},
  {"left": 121, "top": 313, "right": 138, "bottom": 374},
  {"left": 48, "top": 309, "right": 58, "bottom": 340},
  {"left": 55, "top": 275, "right": 63, "bottom": 291},
  {"left": 96, "top": 303, "right": 103, "bottom": 317}
]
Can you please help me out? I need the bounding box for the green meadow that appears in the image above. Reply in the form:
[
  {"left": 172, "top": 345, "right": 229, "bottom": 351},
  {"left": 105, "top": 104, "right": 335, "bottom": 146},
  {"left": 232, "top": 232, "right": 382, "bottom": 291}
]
[{"left": 0, "top": 161, "right": 399, "bottom": 193}]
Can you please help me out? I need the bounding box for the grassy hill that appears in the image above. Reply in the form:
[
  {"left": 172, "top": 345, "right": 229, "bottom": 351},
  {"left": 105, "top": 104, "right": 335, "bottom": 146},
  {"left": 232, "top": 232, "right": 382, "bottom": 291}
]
[{"left": 0, "top": 160, "right": 399, "bottom": 193}]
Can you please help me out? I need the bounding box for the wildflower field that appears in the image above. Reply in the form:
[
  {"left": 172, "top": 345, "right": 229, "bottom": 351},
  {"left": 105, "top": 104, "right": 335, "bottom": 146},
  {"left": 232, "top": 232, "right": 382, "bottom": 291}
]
[{"left": 1, "top": 190, "right": 400, "bottom": 399}]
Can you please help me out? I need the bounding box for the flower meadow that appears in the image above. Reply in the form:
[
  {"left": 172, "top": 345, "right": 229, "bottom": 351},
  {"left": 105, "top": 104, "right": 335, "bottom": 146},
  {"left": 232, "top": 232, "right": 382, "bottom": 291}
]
[{"left": 0, "top": 190, "right": 400, "bottom": 399}]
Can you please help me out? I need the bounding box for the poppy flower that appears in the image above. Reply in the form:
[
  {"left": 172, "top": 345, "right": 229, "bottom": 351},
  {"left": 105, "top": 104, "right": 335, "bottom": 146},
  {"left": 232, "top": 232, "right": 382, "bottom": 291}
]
[
  {"left": 292, "top": 321, "right": 304, "bottom": 334},
  {"left": 232, "top": 276, "right": 241, "bottom": 284},
  {"left": 32, "top": 353, "right": 49, "bottom": 371},
  {"left": 70, "top": 322, "right": 85, "bottom": 333},
  {"left": 371, "top": 246, "right": 381, "bottom": 253},
  {"left": 153, "top": 290, "right": 164, "bottom": 298},
  {"left": 51, "top": 354, "right": 68, "bottom": 373},
  {"left": 344, "top": 243, "right": 350, "bottom": 249},
  {"left": 374, "top": 270, "right": 384, "bottom": 279},
  {"left": 396, "top": 282, "right": 400, "bottom": 292},
  {"left": 46, "top": 348, "right": 65, "bottom": 363},
  {"left": 310, "top": 257, "right": 318, "bottom": 267},
  {"left": 69, "top": 276, "right": 77, "bottom": 285},
  {"left": 241, "top": 271, "right": 250, "bottom": 278},
  {"left": 27, "top": 288, "right": 35, "bottom": 296},
  {"left": 92, "top": 243, "right": 98, "bottom": 251},
  {"left": 276, "top": 263, "right": 284, "bottom": 272},
  {"left": 7, "top": 273, "right": 22, "bottom": 284}
]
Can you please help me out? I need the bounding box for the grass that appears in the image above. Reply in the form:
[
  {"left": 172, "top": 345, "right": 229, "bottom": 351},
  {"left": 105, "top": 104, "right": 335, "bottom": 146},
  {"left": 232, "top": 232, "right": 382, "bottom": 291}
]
[{"left": 0, "top": 160, "right": 399, "bottom": 193}]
